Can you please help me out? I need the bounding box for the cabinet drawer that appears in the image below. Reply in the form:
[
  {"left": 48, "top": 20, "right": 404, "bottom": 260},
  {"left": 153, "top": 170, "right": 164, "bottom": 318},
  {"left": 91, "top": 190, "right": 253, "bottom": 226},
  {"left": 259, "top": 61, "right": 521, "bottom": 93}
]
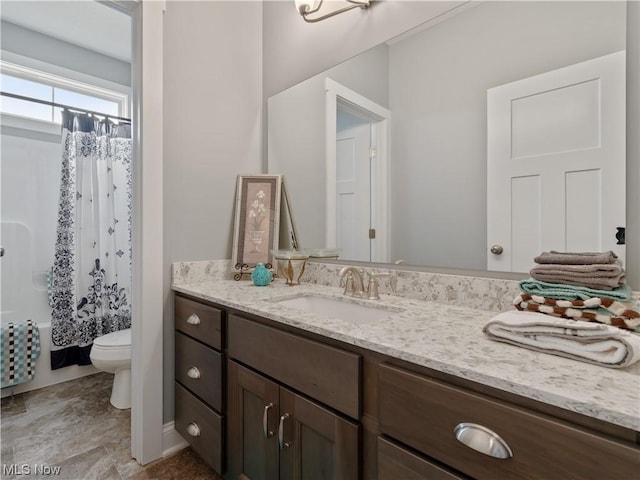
[
  {"left": 175, "top": 294, "right": 223, "bottom": 350},
  {"left": 175, "top": 382, "right": 224, "bottom": 474},
  {"left": 228, "top": 314, "right": 361, "bottom": 419},
  {"left": 378, "top": 436, "right": 464, "bottom": 480},
  {"left": 378, "top": 363, "right": 640, "bottom": 480},
  {"left": 175, "top": 331, "right": 223, "bottom": 411}
]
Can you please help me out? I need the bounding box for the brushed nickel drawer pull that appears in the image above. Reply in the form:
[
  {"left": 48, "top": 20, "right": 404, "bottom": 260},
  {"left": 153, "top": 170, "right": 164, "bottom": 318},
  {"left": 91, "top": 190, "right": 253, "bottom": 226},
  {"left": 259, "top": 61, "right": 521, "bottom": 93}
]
[
  {"left": 454, "top": 423, "right": 513, "bottom": 459},
  {"left": 263, "top": 403, "right": 274, "bottom": 439},
  {"left": 186, "top": 367, "right": 201, "bottom": 379},
  {"left": 186, "top": 422, "right": 201, "bottom": 437},
  {"left": 278, "top": 413, "right": 291, "bottom": 449},
  {"left": 186, "top": 314, "right": 201, "bottom": 325}
]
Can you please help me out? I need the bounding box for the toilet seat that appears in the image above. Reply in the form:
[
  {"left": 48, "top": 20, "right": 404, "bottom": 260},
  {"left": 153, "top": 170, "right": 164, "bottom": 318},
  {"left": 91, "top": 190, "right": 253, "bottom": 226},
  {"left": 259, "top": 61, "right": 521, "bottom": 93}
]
[
  {"left": 91, "top": 329, "right": 131, "bottom": 362},
  {"left": 93, "top": 328, "right": 131, "bottom": 348}
]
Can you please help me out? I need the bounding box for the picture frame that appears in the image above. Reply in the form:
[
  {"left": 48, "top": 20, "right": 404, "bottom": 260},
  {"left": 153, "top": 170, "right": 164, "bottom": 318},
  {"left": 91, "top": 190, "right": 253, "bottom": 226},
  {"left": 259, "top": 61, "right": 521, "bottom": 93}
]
[{"left": 232, "top": 174, "right": 282, "bottom": 273}]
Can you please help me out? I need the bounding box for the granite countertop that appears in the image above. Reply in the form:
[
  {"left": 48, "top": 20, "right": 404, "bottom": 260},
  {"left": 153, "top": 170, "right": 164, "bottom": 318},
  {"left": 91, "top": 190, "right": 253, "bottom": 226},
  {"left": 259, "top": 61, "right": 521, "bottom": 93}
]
[{"left": 172, "top": 279, "right": 640, "bottom": 432}]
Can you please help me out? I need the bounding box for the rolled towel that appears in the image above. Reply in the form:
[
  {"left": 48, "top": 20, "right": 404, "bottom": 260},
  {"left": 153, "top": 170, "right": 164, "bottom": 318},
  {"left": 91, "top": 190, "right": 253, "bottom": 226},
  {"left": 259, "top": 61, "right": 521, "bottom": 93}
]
[
  {"left": 534, "top": 251, "right": 620, "bottom": 265},
  {"left": 519, "top": 279, "right": 633, "bottom": 302},
  {"left": 530, "top": 263, "right": 625, "bottom": 291},
  {"left": 514, "top": 293, "right": 640, "bottom": 331},
  {"left": 483, "top": 310, "right": 640, "bottom": 368}
]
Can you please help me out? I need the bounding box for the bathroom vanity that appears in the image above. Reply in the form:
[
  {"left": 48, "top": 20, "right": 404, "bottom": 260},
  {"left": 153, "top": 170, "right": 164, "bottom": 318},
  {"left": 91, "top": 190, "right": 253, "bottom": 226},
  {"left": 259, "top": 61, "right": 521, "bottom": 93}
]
[{"left": 172, "top": 268, "right": 640, "bottom": 479}]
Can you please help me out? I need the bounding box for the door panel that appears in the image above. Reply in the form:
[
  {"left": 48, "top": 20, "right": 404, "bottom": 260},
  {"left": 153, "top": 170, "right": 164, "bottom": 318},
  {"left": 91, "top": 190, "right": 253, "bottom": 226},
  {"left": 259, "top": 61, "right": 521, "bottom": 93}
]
[
  {"left": 336, "top": 121, "right": 372, "bottom": 261},
  {"left": 279, "top": 387, "right": 360, "bottom": 480},
  {"left": 487, "top": 50, "right": 625, "bottom": 271},
  {"left": 227, "top": 361, "right": 279, "bottom": 480}
]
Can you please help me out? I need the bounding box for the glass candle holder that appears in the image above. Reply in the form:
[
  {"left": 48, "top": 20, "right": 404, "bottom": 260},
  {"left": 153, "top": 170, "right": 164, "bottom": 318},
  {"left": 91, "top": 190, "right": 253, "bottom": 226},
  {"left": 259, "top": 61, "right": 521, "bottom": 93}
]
[{"left": 271, "top": 250, "right": 309, "bottom": 286}]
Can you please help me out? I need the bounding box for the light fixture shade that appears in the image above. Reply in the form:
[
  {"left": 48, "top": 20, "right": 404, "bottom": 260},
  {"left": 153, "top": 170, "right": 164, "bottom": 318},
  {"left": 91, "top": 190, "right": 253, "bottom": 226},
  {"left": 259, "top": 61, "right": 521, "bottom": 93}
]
[{"left": 295, "top": 0, "right": 322, "bottom": 15}]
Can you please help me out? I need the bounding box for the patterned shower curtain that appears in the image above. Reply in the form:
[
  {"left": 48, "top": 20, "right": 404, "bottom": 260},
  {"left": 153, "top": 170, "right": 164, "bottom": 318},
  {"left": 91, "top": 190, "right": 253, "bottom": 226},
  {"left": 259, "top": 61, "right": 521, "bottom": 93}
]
[{"left": 50, "top": 110, "right": 132, "bottom": 369}]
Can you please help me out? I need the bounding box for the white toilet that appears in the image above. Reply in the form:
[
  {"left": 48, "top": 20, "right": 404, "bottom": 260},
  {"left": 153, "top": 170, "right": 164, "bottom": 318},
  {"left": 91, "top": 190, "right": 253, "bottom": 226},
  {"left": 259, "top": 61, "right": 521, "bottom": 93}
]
[{"left": 89, "top": 328, "right": 132, "bottom": 409}]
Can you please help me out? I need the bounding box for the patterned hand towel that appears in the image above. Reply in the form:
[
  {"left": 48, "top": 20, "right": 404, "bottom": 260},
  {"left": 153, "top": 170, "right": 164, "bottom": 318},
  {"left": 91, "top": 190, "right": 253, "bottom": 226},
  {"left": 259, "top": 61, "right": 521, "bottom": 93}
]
[
  {"left": 1, "top": 320, "right": 41, "bottom": 389},
  {"left": 483, "top": 311, "right": 640, "bottom": 368},
  {"left": 530, "top": 263, "right": 625, "bottom": 290},
  {"left": 534, "top": 251, "right": 619, "bottom": 265},
  {"left": 519, "top": 279, "right": 632, "bottom": 301},
  {"left": 514, "top": 293, "right": 640, "bottom": 331}
]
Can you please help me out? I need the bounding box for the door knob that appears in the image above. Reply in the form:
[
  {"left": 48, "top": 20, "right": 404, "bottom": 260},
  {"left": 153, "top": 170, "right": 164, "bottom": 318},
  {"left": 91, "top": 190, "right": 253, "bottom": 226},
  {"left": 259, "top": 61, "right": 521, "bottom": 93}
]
[{"left": 490, "top": 245, "right": 503, "bottom": 255}]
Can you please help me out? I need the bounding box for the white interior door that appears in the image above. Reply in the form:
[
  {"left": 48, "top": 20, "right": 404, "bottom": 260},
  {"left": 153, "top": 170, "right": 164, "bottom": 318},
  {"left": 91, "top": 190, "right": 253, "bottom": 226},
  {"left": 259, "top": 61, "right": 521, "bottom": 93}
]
[
  {"left": 487, "top": 50, "right": 626, "bottom": 272},
  {"left": 336, "top": 122, "right": 372, "bottom": 261},
  {"left": 325, "top": 78, "right": 391, "bottom": 263}
]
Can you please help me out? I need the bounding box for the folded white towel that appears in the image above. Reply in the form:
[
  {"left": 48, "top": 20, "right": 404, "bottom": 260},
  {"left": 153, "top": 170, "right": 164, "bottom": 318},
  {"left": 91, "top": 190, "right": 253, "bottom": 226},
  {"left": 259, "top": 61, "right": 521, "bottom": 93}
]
[{"left": 483, "top": 311, "right": 640, "bottom": 368}]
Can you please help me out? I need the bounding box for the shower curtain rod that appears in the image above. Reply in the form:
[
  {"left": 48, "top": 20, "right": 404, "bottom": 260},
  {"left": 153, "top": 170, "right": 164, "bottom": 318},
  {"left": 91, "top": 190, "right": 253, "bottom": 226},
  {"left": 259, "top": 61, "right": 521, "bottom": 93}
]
[{"left": 0, "top": 91, "right": 131, "bottom": 123}]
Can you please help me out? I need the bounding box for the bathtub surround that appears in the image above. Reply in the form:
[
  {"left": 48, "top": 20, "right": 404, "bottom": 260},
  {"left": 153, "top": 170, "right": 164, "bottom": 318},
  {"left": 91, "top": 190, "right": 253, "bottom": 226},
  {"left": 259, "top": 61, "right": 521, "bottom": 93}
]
[{"left": 51, "top": 111, "right": 132, "bottom": 369}]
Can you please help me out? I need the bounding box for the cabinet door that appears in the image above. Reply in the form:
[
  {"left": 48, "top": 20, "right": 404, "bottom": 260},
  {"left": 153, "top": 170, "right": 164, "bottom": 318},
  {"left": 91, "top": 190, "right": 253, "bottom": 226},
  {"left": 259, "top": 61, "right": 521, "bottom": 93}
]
[
  {"left": 227, "top": 361, "right": 279, "bottom": 480},
  {"left": 279, "top": 387, "right": 359, "bottom": 480}
]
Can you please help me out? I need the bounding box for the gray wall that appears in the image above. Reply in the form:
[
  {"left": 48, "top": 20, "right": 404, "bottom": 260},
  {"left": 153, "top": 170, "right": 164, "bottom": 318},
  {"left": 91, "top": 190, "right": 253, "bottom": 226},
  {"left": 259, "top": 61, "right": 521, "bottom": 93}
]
[
  {"left": 162, "top": 0, "right": 263, "bottom": 422},
  {"left": 390, "top": 1, "right": 626, "bottom": 269},
  {"left": 0, "top": 20, "right": 131, "bottom": 86},
  {"left": 262, "top": 0, "right": 467, "bottom": 97}
]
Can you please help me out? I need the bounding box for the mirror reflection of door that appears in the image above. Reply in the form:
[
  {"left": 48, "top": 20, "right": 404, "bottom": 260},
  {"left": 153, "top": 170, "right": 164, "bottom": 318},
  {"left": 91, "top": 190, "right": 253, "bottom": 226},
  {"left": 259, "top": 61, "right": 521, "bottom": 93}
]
[
  {"left": 336, "top": 109, "right": 373, "bottom": 261},
  {"left": 487, "top": 51, "right": 626, "bottom": 272},
  {"left": 325, "top": 79, "right": 391, "bottom": 263}
]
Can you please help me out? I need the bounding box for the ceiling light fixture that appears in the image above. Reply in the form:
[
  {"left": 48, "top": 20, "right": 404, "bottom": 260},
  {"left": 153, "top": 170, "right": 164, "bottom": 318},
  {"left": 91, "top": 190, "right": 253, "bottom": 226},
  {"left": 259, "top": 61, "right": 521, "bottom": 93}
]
[{"left": 294, "top": 0, "right": 372, "bottom": 23}]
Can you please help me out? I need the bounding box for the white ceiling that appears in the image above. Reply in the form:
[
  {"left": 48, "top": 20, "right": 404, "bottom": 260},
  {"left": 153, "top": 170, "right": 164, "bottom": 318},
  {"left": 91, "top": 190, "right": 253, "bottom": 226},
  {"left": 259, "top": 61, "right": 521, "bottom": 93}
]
[{"left": 0, "top": 1, "right": 131, "bottom": 62}]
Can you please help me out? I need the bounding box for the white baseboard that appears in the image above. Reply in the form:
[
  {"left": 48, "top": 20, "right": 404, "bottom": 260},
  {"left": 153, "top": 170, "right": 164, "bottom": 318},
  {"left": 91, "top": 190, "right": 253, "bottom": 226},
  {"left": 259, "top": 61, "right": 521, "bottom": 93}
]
[{"left": 162, "top": 421, "right": 189, "bottom": 458}]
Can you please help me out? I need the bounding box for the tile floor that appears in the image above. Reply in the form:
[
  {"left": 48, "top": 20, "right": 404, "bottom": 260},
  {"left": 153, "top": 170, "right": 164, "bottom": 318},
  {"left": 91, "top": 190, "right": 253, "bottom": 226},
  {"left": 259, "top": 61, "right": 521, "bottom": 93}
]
[{"left": 1, "top": 373, "right": 221, "bottom": 480}]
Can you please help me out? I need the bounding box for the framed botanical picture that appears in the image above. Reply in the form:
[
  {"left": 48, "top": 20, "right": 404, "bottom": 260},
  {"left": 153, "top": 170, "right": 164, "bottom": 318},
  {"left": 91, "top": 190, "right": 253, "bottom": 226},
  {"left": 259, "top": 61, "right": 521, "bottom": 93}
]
[{"left": 232, "top": 174, "right": 282, "bottom": 271}]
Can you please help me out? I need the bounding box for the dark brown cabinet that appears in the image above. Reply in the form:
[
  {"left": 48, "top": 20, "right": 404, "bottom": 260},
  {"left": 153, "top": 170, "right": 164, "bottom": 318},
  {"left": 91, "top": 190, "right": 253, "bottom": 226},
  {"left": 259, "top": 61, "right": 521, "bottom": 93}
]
[
  {"left": 378, "top": 362, "right": 640, "bottom": 480},
  {"left": 174, "top": 294, "right": 225, "bottom": 474},
  {"left": 377, "top": 437, "right": 464, "bottom": 480},
  {"left": 227, "top": 359, "right": 279, "bottom": 479},
  {"left": 173, "top": 292, "right": 640, "bottom": 479},
  {"left": 226, "top": 308, "right": 363, "bottom": 480},
  {"left": 227, "top": 360, "right": 359, "bottom": 480}
]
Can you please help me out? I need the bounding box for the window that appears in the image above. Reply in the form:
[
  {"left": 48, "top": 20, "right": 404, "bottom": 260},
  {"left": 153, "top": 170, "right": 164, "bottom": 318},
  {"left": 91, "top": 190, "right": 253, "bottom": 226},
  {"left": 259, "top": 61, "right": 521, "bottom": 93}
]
[{"left": 0, "top": 62, "right": 128, "bottom": 124}]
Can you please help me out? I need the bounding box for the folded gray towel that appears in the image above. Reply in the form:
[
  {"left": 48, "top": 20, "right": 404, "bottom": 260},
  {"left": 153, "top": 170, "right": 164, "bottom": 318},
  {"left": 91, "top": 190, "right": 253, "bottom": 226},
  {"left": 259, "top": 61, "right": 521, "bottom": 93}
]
[
  {"left": 530, "top": 262, "right": 626, "bottom": 290},
  {"left": 531, "top": 263, "right": 624, "bottom": 277},
  {"left": 534, "top": 251, "right": 620, "bottom": 265}
]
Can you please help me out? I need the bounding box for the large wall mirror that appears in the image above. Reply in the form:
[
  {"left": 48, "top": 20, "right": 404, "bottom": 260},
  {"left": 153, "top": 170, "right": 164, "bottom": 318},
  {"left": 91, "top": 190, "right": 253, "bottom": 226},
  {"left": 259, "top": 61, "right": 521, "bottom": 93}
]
[{"left": 268, "top": 1, "right": 628, "bottom": 274}]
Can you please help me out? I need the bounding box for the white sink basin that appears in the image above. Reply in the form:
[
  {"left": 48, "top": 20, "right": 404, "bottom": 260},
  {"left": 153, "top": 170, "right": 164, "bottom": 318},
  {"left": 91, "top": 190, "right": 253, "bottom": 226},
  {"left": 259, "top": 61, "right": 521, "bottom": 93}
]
[{"left": 272, "top": 294, "right": 399, "bottom": 323}]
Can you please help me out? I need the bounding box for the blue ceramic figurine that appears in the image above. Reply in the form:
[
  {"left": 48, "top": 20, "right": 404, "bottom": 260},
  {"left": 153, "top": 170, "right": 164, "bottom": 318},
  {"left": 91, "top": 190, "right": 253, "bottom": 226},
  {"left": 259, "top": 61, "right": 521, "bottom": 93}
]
[{"left": 251, "top": 262, "right": 272, "bottom": 286}]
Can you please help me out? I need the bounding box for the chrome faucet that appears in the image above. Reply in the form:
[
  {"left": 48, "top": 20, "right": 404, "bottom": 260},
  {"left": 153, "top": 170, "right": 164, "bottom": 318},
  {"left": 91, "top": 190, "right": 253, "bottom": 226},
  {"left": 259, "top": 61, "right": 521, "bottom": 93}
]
[{"left": 338, "top": 266, "right": 365, "bottom": 297}]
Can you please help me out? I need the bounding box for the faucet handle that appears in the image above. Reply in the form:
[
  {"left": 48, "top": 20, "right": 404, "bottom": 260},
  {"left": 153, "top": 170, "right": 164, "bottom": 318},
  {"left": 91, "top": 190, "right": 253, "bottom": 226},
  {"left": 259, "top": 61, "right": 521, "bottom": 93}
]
[{"left": 366, "top": 272, "right": 390, "bottom": 300}]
